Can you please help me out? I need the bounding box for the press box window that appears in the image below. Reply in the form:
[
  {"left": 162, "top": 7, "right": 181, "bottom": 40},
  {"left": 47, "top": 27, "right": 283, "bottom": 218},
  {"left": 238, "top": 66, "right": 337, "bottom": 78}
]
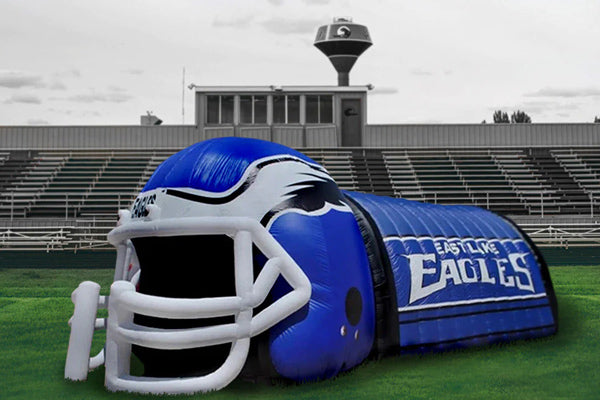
[
  {"left": 306, "top": 95, "right": 333, "bottom": 124},
  {"left": 273, "top": 95, "right": 300, "bottom": 124},
  {"left": 240, "top": 95, "right": 267, "bottom": 124},
  {"left": 206, "top": 95, "right": 234, "bottom": 124}
]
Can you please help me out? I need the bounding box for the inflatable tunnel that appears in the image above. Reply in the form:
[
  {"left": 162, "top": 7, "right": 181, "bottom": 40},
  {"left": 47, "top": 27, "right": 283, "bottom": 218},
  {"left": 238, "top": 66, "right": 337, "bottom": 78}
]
[
  {"left": 345, "top": 191, "right": 557, "bottom": 354},
  {"left": 65, "top": 137, "right": 558, "bottom": 394}
]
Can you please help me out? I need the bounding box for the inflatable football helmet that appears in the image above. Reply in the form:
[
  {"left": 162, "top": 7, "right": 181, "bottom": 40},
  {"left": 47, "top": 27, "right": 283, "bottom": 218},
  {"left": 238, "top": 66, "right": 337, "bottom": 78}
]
[{"left": 65, "top": 137, "right": 557, "bottom": 394}]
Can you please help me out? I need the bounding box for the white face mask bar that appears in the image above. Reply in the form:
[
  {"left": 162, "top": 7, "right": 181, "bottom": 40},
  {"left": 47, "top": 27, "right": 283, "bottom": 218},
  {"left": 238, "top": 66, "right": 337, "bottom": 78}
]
[{"left": 65, "top": 216, "right": 311, "bottom": 394}]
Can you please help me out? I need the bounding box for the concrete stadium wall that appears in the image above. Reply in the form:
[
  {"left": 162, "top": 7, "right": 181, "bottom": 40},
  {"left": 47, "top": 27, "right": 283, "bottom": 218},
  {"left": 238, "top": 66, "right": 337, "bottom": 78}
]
[
  {"left": 0, "top": 125, "right": 339, "bottom": 149},
  {"left": 539, "top": 247, "right": 600, "bottom": 266},
  {"left": 364, "top": 123, "right": 600, "bottom": 148},
  {"left": 0, "top": 125, "right": 201, "bottom": 149},
  {"left": 0, "top": 247, "right": 596, "bottom": 268},
  {"left": 1, "top": 123, "right": 599, "bottom": 149},
  {"left": 0, "top": 126, "right": 202, "bottom": 150},
  {"left": 0, "top": 250, "right": 116, "bottom": 268}
]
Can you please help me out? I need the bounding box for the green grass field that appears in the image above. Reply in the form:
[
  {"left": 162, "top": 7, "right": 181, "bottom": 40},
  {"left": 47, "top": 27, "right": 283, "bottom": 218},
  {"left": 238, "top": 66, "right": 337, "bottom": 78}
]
[{"left": 1, "top": 266, "right": 598, "bottom": 400}]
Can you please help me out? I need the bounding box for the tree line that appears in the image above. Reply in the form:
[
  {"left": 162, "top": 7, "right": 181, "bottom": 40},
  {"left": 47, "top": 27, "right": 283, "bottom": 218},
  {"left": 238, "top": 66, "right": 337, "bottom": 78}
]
[{"left": 483, "top": 111, "right": 600, "bottom": 124}]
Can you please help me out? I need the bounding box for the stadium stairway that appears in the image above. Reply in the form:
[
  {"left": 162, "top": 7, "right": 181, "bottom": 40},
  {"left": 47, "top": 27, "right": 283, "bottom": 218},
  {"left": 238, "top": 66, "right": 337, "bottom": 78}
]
[
  {"left": 492, "top": 151, "right": 559, "bottom": 215},
  {"left": 350, "top": 149, "right": 394, "bottom": 196},
  {"left": 552, "top": 148, "right": 600, "bottom": 215},
  {"left": 525, "top": 148, "right": 591, "bottom": 215}
]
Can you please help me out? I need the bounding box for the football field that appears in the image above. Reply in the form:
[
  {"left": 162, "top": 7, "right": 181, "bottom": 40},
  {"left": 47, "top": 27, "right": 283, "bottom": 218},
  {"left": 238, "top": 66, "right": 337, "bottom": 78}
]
[{"left": 0, "top": 266, "right": 598, "bottom": 400}]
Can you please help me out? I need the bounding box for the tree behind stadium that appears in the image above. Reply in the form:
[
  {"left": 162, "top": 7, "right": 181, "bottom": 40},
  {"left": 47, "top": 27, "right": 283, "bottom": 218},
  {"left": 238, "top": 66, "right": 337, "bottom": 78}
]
[
  {"left": 493, "top": 110, "right": 510, "bottom": 123},
  {"left": 511, "top": 110, "right": 532, "bottom": 123}
]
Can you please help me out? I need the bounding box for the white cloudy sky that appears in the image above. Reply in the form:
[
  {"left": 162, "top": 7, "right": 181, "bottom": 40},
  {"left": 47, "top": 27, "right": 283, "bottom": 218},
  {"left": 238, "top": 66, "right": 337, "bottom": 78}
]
[{"left": 1, "top": 0, "right": 598, "bottom": 126}]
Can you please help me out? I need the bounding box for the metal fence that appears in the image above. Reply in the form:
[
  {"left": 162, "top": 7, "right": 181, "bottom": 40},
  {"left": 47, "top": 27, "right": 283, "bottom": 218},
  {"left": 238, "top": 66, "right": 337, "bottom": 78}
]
[
  {"left": 364, "top": 123, "right": 600, "bottom": 148},
  {"left": 0, "top": 125, "right": 339, "bottom": 149},
  {"left": 1, "top": 123, "right": 599, "bottom": 149}
]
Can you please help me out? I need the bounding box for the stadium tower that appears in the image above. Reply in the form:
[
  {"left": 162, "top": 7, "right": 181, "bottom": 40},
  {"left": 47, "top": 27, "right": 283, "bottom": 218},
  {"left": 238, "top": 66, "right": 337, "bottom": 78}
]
[{"left": 314, "top": 17, "right": 373, "bottom": 86}]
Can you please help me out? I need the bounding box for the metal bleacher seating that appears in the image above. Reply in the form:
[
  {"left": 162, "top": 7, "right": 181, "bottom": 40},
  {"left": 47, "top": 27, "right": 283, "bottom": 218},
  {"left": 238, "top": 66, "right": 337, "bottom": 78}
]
[
  {"left": 78, "top": 154, "right": 155, "bottom": 217},
  {"left": 381, "top": 150, "right": 425, "bottom": 201},
  {"left": 0, "top": 151, "right": 67, "bottom": 219},
  {"left": 0, "top": 146, "right": 599, "bottom": 250},
  {"left": 384, "top": 149, "right": 528, "bottom": 215},
  {"left": 28, "top": 154, "right": 107, "bottom": 218},
  {"left": 450, "top": 150, "right": 527, "bottom": 215},
  {"left": 552, "top": 148, "right": 600, "bottom": 205},
  {"left": 0, "top": 150, "right": 173, "bottom": 251},
  {"left": 522, "top": 148, "right": 591, "bottom": 215},
  {"left": 301, "top": 149, "right": 358, "bottom": 191},
  {"left": 15, "top": 151, "right": 173, "bottom": 219},
  {"left": 401, "top": 150, "right": 474, "bottom": 206}
]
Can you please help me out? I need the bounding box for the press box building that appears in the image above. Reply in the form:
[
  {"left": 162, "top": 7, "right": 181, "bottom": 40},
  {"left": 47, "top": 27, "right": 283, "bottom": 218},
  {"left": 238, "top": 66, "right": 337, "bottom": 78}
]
[{"left": 193, "top": 85, "right": 368, "bottom": 148}]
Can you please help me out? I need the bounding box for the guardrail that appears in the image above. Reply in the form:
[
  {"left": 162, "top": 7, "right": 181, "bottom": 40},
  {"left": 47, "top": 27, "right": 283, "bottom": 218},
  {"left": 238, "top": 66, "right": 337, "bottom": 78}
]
[
  {"left": 0, "top": 219, "right": 113, "bottom": 251},
  {"left": 1, "top": 216, "right": 599, "bottom": 251}
]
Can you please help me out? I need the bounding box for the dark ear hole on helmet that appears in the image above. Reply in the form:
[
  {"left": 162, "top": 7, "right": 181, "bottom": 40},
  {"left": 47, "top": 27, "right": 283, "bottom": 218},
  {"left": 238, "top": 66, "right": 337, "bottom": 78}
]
[{"left": 131, "top": 234, "right": 237, "bottom": 378}]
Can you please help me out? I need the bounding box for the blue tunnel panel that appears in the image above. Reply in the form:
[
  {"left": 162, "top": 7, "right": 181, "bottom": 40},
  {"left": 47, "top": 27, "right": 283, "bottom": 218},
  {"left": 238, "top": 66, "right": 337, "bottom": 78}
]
[
  {"left": 344, "top": 190, "right": 557, "bottom": 351},
  {"left": 267, "top": 209, "right": 376, "bottom": 381}
]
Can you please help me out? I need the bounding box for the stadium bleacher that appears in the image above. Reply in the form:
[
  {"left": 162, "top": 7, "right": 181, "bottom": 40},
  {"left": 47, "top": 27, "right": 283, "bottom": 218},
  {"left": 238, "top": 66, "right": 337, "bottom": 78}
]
[{"left": 0, "top": 147, "right": 598, "bottom": 251}]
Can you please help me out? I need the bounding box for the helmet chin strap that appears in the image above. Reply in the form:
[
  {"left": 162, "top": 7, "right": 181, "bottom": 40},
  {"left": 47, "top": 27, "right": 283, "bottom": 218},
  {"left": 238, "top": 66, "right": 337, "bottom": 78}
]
[{"left": 65, "top": 217, "right": 311, "bottom": 394}]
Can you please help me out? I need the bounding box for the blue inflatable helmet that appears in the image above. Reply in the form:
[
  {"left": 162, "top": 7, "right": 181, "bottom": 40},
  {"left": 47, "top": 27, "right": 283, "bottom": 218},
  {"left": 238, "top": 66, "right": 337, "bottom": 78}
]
[{"left": 65, "top": 137, "right": 557, "bottom": 394}]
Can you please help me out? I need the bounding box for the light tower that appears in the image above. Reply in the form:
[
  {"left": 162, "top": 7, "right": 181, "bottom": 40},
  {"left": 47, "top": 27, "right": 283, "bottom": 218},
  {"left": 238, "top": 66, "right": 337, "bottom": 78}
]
[{"left": 314, "top": 17, "right": 372, "bottom": 86}]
